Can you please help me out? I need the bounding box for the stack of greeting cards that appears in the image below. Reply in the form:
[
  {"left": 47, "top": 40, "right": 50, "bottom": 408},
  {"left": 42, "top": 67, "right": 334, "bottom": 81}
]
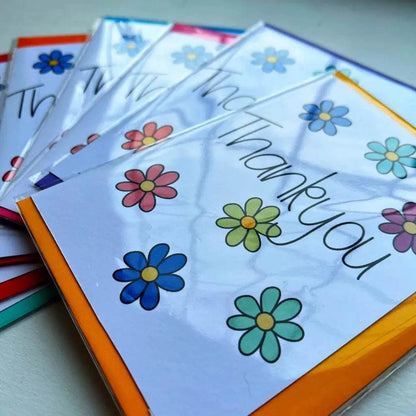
[{"left": 0, "top": 16, "right": 415, "bottom": 415}]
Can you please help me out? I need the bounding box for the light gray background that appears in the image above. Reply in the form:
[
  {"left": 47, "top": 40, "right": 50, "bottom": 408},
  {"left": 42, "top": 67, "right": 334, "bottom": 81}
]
[{"left": 0, "top": 1, "right": 415, "bottom": 415}]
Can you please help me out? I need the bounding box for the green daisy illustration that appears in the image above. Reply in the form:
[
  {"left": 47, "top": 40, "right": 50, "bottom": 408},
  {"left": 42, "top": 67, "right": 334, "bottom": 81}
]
[
  {"left": 227, "top": 287, "right": 304, "bottom": 363},
  {"left": 216, "top": 197, "right": 281, "bottom": 252}
]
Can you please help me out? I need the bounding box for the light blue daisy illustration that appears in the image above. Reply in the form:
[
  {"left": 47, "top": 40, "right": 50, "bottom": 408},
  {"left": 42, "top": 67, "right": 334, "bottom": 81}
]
[
  {"left": 299, "top": 100, "right": 352, "bottom": 136},
  {"left": 251, "top": 47, "right": 295, "bottom": 74},
  {"left": 114, "top": 34, "right": 148, "bottom": 57},
  {"left": 171, "top": 45, "right": 213, "bottom": 70},
  {"left": 365, "top": 137, "right": 416, "bottom": 179}
]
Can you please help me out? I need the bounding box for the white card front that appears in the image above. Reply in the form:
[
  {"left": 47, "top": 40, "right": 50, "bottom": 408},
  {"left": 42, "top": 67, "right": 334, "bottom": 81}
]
[
  {"left": 0, "top": 35, "right": 86, "bottom": 198},
  {"left": 40, "top": 22, "right": 416, "bottom": 190},
  {"left": 27, "top": 74, "right": 416, "bottom": 415},
  {"left": 0, "top": 53, "right": 9, "bottom": 114}
]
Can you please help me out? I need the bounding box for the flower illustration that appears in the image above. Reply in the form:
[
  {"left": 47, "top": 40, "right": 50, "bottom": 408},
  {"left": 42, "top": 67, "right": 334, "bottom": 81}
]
[
  {"left": 299, "top": 100, "right": 352, "bottom": 136},
  {"left": 33, "top": 50, "right": 74, "bottom": 75},
  {"left": 313, "top": 65, "right": 359, "bottom": 83},
  {"left": 216, "top": 197, "right": 281, "bottom": 252},
  {"left": 227, "top": 287, "right": 304, "bottom": 363},
  {"left": 171, "top": 45, "right": 213, "bottom": 70},
  {"left": 365, "top": 137, "right": 416, "bottom": 179},
  {"left": 379, "top": 202, "right": 416, "bottom": 254},
  {"left": 113, "top": 244, "right": 186, "bottom": 310},
  {"left": 251, "top": 47, "right": 295, "bottom": 74},
  {"left": 122, "top": 122, "right": 173, "bottom": 153},
  {"left": 70, "top": 134, "right": 100, "bottom": 154},
  {"left": 113, "top": 34, "right": 148, "bottom": 57},
  {"left": 116, "top": 164, "right": 179, "bottom": 212},
  {"left": 2, "top": 156, "right": 23, "bottom": 182}
]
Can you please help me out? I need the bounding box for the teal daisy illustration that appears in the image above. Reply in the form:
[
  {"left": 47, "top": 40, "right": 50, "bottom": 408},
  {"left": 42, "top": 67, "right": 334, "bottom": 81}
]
[
  {"left": 365, "top": 137, "right": 416, "bottom": 179},
  {"left": 216, "top": 197, "right": 281, "bottom": 252},
  {"left": 313, "top": 65, "right": 359, "bottom": 83},
  {"left": 227, "top": 287, "right": 304, "bottom": 363}
]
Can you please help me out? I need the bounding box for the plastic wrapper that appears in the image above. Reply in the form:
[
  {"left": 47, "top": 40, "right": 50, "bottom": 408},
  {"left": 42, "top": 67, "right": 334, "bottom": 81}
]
[
  {"left": 18, "top": 72, "right": 416, "bottom": 415},
  {"left": 0, "top": 22, "right": 238, "bottom": 221},
  {"left": 18, "top": 17, "right": 171, "bottom": 172},
  {"left": 32, "top": 22, "right": 416, "bottom": 193}
]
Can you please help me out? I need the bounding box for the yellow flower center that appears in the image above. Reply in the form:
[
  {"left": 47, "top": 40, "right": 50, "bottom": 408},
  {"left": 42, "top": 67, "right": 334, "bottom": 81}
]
[
  {"left": 141, "top": 266, "right": 159, "bottom": 282},
  {"left": 256, "top": 313, "right": 275, "bottom": 331},
  {"left": 385, "top": 151, "right": 399, "bottom": 162},
  {"left": 240, "top": 216, "right": 257, "bottom": 229},
  {"left": 266, "top": 56, "right": 278, "bottom": 63},
  {"left": 49, "top": 59, "right": 59, "bottom": 66},
  {"left": 127, "top": 42, "right": 137, "bottom": 49},
  {"left": 186, "top": 53, "right": 197, "bottom": 61},
  {"left": 318, "top": 112, "right": 331, "bottom": 121},
  {"left": 142, "top": 136, "right": 156, "bottom": 146},
  {"left": 140, "top": 180, "right": 155, "bottom": 192},
  {"left": 403, "top": 221, "right": 416, "bottom": 235}
]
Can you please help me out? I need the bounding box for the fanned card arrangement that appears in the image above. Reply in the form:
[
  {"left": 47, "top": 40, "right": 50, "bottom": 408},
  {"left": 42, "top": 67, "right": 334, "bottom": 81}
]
[{"left": 0, "top": 16, "right": 415, "bottom": 415}]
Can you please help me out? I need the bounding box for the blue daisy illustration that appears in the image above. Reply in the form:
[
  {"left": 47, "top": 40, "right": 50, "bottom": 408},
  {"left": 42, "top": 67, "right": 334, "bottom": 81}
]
[
  {"left": 299, "top": 100, "right": 352, "bottom": 136},
  {"left": 113, "top": 243, "right": 187, "bottom": 310},
  {"left": 365, "top": 137, "right": 416, "bottom": 179},
  {"left": 114, "top": 34, "right": 148, "bottom": 57},
  {"left": 32, "top": 50, "right": 74, "bottom": 75},
  {"left": 251, "top": 47, "right": 295, "bottom": 74},
  {"left": 171, "top": 45, "right": 213, "bottom": 70}
]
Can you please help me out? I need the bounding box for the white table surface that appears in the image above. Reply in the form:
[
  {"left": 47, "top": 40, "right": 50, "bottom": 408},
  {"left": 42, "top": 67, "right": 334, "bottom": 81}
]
[{"left": 0, "top": 1, "right": 415, "bottom": 415}]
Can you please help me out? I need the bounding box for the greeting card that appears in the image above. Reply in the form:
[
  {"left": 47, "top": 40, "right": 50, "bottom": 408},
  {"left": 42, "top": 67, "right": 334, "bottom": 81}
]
[
  {"left": 0, "top": 265, "right": 47, "bottom": 301},
  {"left": 0, "top": 223, "right": 38, "bottom": 253},
  {"left": 0, "top": 34, "right": 88, "bottom": 210},
  {"left": 0, "top": 53, "right": 10, "bottom": 114},
  {"left": 18, "top": 17, "right": 171, "bottom": 172},
  {"left": 19, "top": 73, "right": 416, "bottom": 415},
  {"left": 2, "top": 22, "right": 238, "bottom": 220},
  {"left": 0, "top": 284, "right": 56, "bottom": 330}
]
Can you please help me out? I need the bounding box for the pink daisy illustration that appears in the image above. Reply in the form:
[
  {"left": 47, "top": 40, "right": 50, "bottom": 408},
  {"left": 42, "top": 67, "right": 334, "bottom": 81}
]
[
  {"left": 116, "top": 164, "right": 179, "bottom": 212},
  {"left": 70, "top": 133, "right": 100, "bottom": 154},
  {"left": 122, "top": 122, "right": 173, "bottom": 153},
  {"left": 379, "top": 202, "right": 416, "bottom": 253},
  {"left": 2, "top": 156, "right": 24, "bottom": 182}
]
